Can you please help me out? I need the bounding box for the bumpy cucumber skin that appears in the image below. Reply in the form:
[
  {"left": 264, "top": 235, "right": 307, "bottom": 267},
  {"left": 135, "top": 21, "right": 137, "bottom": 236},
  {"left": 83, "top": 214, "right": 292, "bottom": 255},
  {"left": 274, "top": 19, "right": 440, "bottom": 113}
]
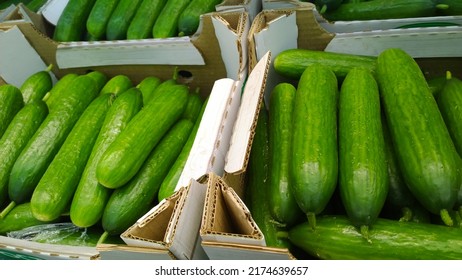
[
  {"left": 53, "top": 0, "right": 97, "bottom": 42},
  {"left": 127, "top": 0, "right": 168, "bottom": 39},
  {"left": 338, "top": 67, "right": 388, "bottom": 228},
  {"left": 0, "top": 203, "right": 58, "bottom": 234},
  {"left": 269, "top": 83, "right": 303, "bottom": 227},
  {"left": 177, "top": 0, "right": 221, "bottom": 36},
  {"left": 181, "top": 90, "right": 203, "bottom": 122},
  {"left": 19, "top": 67, "right": 53, "bottom": 104},
  {"left": 30, "top": 94, "right": 114, "bottom": 222},
  {"left": 152, "top": 0, "right": 191, "bottom": 38},
  {"left": 273, "top": 49, "right": 376, "bottom": 80},
  {"left": 99, "top": 74, "right": 134, "bottom": 96},
  {"left": 70, "top": 88, "right": 143, "bottom": 228},
  {"left": 0, "top": 101, "right": 48, "bottom": 208},
  {"left": 0, "top": 85, "right": 24, "bottom": 138},
  {"left": 322, "top": 0, "right": 438, "bottom": 21},
  {"left": 102, "top": 119, "right": 194, "bottom": 235},
  {"left": 290, "top": 65, "right": 338, "bottom": 224},
  {"left": 136, "top": 76, "right": 162, "bottom": 105},
  {"left": 106, "top": 0, "right": 143, "bottom": 40},
  {"left": 9, "top": 76, "right": 98, "bottom": 205},
  {"left": 86, "top": 71, "right": 108, "bottom": 92},
  {"left": 44, "top": 73, "right": 78, "bottom": 111},
  {"left": 246, "top": 104, "right": 291, "bottom": 249},
  {"left": 96, "top": 84, "right": 189, "bottom": 189},
  {"left": 86, "top": 0, "right": 120, "bottom": 40},
  {"left": 376, "top": 48, "right": 461, "bottom": 217},
  {"left": 288, "top": 215, "right": 462, "bottom": 260}
]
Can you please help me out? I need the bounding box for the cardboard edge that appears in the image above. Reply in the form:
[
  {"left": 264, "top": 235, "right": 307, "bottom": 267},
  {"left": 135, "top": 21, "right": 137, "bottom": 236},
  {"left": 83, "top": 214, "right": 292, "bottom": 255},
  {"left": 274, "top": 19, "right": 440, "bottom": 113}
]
[{"left": 201, "top": 241, "right": 295, "bottom": 260}]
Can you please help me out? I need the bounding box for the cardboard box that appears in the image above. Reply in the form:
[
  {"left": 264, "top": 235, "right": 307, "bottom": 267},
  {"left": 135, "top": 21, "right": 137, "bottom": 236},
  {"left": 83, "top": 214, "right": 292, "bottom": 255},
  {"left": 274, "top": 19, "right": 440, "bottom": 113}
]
[{"left": 0, "top": 4, "right": 250, "bottom": 260}]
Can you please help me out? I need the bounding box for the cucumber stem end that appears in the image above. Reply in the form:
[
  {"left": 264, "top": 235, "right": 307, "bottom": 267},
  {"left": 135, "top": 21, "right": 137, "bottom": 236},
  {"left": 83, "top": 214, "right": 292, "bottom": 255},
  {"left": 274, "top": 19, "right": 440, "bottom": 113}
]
[
  {"left": 440, "top": 209, "right": 454, "bottom": 227},
  {"left": 0, "top": 201, "right": 16, "bottom": 219}
]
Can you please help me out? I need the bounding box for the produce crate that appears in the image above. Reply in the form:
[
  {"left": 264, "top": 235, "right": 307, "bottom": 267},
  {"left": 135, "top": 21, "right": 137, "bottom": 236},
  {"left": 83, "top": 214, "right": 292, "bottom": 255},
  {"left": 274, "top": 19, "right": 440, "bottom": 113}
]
[
  {"left": 0, "top": 4, "right": 250, "bottom": 260},
  {"left": 199, "top": 5, "right": 462, "bottom": 260}
]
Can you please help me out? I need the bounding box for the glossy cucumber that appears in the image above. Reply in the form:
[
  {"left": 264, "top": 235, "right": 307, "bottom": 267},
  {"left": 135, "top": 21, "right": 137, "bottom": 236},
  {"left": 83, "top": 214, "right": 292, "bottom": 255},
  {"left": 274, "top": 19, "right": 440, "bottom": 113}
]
[
  {"left": 136, "top": 76, "right": 162, "bottom": 105},
  {"left": 44, "top": 73, "right": 78, "bottom": 110},
  {"left": 105, "top": 0, "right": 143, "bottom": 40},
  {"left": 177, "top": 0, "right": 221, "bottom": 36},
  {"left": 152, "top": 0, "right": 191, "bottom": 38},
  {"left": 99, "top": 74, "right": 134, "bottom": 96},
  {"left": 0, "top": 84, "right": 24, "bottom": 138},
  {"left": 86, "top": 71, "right": 108, "bottom": 92},
  {"left": 181, "top": 89, "right": 203, "bottom": 121},
  {"left": 53, "top": 0, "right": 97, "bottom": 42},
  {"left": 0, "top": 203, "right": 58, "bottom": 234},
  {"left": 291, "top": 64, "right": 338, "bottom": 229},
  {"left": 127, "top": 0, "right": 167, "bottom": 39},
  {"left": 19, "top": 65, "right": 53, "bottom": 104},
  {"left": 268, "top": 83, "right": 303, "bottom": 227},
  {"left": 30, "top": 93, "right": 114, "bottom": 222},
  {"left": 102, "top": 119, "right": 194, "bottom": 235},
  {"left": 86, "top": 0, "right": 120, "bottom": 40},
  {"left": 376, "top": 48, "right": 461, "bottom": 226},
  {"left": 338, "top": 67, "right": 388, "bottom": 231},
  {"left": 436, "top": 0, "right": 462, "bottom": 15},
  {"left": 70, "top": 88, "right": 143, "bottom": 228},
  {"left": 96, "top": 84, "right": 189, "bottom": 189},
  {"left": 0, "top": 101, "right": 48, "bottom": 210}
]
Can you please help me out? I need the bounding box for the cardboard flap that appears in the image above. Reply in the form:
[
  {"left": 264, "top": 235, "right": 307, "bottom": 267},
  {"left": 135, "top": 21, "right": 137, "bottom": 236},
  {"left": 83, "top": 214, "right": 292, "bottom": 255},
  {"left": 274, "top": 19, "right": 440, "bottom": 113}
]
[
  {"left": 224, "top": 51, "right": 270, "bottom": 178},
  {"left": 201, "top": 241, "right": 295, "bottom": 260},
  {"left": 40, "top": 0, "right": 68, "bottom": 26},
  {"left": 0, "top": 4, "right": 17, "bottom": 22},
  {"left": 97, "top": 244, "right": 176, "bottom": 260},
  {"left": 200, "top": 173, "right": 264, "bottom": 246}
]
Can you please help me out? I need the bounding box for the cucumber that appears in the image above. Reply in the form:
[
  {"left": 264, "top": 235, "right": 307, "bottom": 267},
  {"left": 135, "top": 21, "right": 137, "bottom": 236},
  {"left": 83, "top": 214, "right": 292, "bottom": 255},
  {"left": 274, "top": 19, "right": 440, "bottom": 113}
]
[
  {"left": 101, "top": 119, "right": 194, "bottom": 236},
  {"left": 181, "top": 89, "right": 203, "bottom": 121},
  {"left": 436, "top": 73, "right": 462, "bottom": 157},
  {"left": 177, "top": 0, "right": 221, "bottom": 36},
  {"left": 43, "top": 73, "right": 78, "bottom": 110},
  {"left": 19, "top": 65, "right": 53, "bottom": 104},
  {"left": 376, "top": 48, "right": 461, "bottom": 226},
  {"left": 7, "top": 75, "right": 98, "bottom": 208},
  {"left": 268, "top": 83, "right": 303, "bottom": 227},
  {"left": 127, "top": 0, "right": 167, "bottom": 39},
  {"left": 99, "top": 74, "right": 133, "bottom": 96},
  {"left": 245, "top": 103, "right": 291, "bottom": 249},
  {"left": 0, "top": 101, "right": 48, "bottom": 210},
  {"left": 152, "top": 0, "right": 191, "bottom": 38},
  {"left": 86, "top": 71, "right": 108, "bottom": 92},
  {"left": 96, "top": 84, "right": 189, "bottom": 189},
  {"left": 53, "top": 0, "right": 97, "bottom": 42},
  {"left": 338, "top": 67, "right": 388, "bottom": 232},
  {"left": 105, "top": 0, "right": 143, "bottom": 40},
  {"left": 0, "top": 84, "right": 24, "bottom": 138},
  {"left": 26, "top": 0, "right": 48, "bottom": 12},
  {"left": 273, "top": 49, "right": 376, "bottom": 81},
  {"left": 322, "top": 0, "right": 442, "bottom": 21},
  {"left": 436, "top": 0, "right": 462, "bottom": 16},
  {"left": 427, "top": 73, "right": 449, "bottom": 98},
  {"left": 157, "top": 97, "right": 207, "bottom": 201},
  {"left": 70, "top": 88, "right": 143, "bottom": 228},
  {"left": 30, "top": 93, "right": 114, "bottom": 222},
  {"left": 315, "top": 0, "right": 344, "bottom": 13},
  {"left": 291, "top": 64, "right": 338, "bottom": 229},
  {"left": 0, "top": 203, "right": 58, "bottom": 234},
  {"left": 288, "top": 215, "right": 462, "bottom": 260},
  {"left": 86, "top": 0, "right": 120, "bottom": 40},
  {"left": 136, "top": 76, "right": 162, "bottom": 105}
]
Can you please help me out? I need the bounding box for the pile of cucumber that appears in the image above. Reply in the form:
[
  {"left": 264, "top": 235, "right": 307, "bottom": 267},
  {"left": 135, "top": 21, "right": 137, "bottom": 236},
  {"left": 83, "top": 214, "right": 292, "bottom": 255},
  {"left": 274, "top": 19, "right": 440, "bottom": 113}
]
[
  {"left": 0, "top": 68, "right": 205, "bottom": 244},
  {"left": 244, "top": 47, "right": 462, "bottom": 259},
  {"left": 305, "top": 0, "right": 462, "bottom": 20},
  {"left": 52, "top": 0, "right": 223, "bottom": 42}
]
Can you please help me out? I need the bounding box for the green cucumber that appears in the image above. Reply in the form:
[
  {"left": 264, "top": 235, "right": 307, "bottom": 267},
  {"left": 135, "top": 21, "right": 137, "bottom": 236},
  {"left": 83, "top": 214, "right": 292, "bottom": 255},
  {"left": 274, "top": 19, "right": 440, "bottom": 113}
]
[
  {"left": 53, "top": 0, "right": 97, "bottom": 42},
  {"left": 7, "top": 75, "right": 98, "bottom": 208},
  {"left": 152, "top": 0, "right": 191, "bottom": 38},
  {"left": 273, "top": 49, "right": 376, "bottom": 81},
  {"left": 291, "top": 64, "right": 338, "bottom": 229},
  {"left": 268, "top": 83, "right": 303, "bottom": 227},
  {"left": 0, "top": 84, "right": 24, "bottom": 138},
  {"left": 245, "top": 103, "right": 291, "bottom": 249},
  {"left": 288, "top": 215, "right": 462, "bottom": 260},
  {"left": 26, "top": 0, "right": 48, "bottom": 12},
  {"left": 338, "top": 67, "right": 388, "bottom": 231},
  {"left": 127, "top": 0, "right": 168, "bottom": 39},
  {"left": 436, "top": 0, "right": 462, "bottom": 16},
  {"left": 19, "top": 65, "right": 53, "bottom": 104},
  {"left": 101, "top": 118, "right": 194, "bottom": 236},
  {"left": 376, "top": 48, "right": 461, "bottom": 226},
  {"left": 86, "top": 71, "right": 108, "bottom": 92},
  {"left": 436, "top": 73, "right": 462, "bottom": 157},
  {"left": 0, "top": 101, "right": 48, "bottom": 210},
  {"left": 0, "top": 203, "right": 58, "bottom": 234},
  {"left": 136, "top": 76, "right": 162, "bottom": 105},
  {"left": 30, "top": 93, "right": 114, "bottom": 222},
  {"left": 105, "top": 0, "right": 143, "bottom": 40},
  {"left": 181, "top": 88, "right": 203, "bottom": 121},
  {"left": 177, "top": 0, "right": 221, "bottom": 36},
  {"left": 157, "top": 97, "right": 207, "bottom": 201},
  {"left": 322, "top": 0, "right": 443, "bottom": 21},
  {"left": 99, "top": 74, "right": 133, "bottom": 96},
  {"left": 43, "top": 73, "right": 78, "bottom": 110},
  {"left": 86, "top": 0, "right": 120, "bottom": 40},
  {"left": 96, "top": 84, "right": 189, "bottom": 189},
  {"left": 70, "top": 88, "right": 143, "bottom": 228},
  {"left": 315, "top": 0, "right": 344, "bottom": 13},
  {"left": 427, "top": 73, "right": 449, "bottom": 98}
]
